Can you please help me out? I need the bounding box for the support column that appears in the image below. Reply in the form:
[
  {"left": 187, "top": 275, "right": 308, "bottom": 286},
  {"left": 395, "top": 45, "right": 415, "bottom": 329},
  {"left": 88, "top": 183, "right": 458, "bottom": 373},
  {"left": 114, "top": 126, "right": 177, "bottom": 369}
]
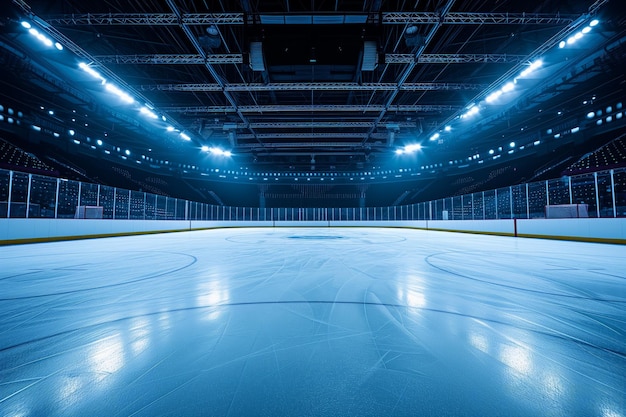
[
  {"left": 54, "top": 177, "right": 60, "bottom": 219},
  {"left": 26, "top": 174, "right": 32, "bottom": 218},
  {"left": 594, "top": 172, "right": 600, "bottom": 218},
  {"left": 7, "top": 171, "right": 12, "bottom": 218},
  {"left": 610, "top": 169, "right": 617, "bottom": 218}
]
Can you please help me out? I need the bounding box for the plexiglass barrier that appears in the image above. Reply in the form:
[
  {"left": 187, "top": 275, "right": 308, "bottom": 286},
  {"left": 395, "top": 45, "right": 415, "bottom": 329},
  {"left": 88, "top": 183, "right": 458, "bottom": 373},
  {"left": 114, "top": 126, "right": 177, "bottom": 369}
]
[{"left": 1, "top": 167, "right": 625, "bottom": 221}]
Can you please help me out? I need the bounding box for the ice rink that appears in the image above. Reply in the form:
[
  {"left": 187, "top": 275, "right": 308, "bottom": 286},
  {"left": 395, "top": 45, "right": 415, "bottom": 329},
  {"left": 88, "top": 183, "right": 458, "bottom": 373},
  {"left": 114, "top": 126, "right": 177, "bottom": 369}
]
[{"left": 0, "top": 227, "right": 624, "bottom": 416}]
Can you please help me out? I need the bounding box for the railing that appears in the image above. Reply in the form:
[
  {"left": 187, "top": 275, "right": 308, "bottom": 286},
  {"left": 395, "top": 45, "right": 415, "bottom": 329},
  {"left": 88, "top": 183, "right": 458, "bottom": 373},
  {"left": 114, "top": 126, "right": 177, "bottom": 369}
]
[{"left": 1, "top": 167, "right": 625, "bottom": 221}]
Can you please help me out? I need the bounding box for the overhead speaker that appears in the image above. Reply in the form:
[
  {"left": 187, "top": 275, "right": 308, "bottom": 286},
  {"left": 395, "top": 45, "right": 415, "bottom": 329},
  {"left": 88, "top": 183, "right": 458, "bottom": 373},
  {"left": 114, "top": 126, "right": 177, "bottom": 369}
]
[
  {"left": 199, "top": 25, "right": 221, "bottom": 49},
  {"left": 404, "top": 25, "right": 425, "bottom": 48},
  {"left": 361, "top": 40, "right": 378, "bottom": 71},
  {"left": 249, "top": 41, "right": 266, "bottom": 71}
]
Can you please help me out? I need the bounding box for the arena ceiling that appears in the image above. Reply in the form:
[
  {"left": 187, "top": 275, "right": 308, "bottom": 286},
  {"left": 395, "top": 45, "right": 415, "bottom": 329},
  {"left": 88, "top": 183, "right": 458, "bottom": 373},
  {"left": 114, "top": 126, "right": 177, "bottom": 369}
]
[{"left": 1, "top": 0, "right": 625, "bottom": 177}]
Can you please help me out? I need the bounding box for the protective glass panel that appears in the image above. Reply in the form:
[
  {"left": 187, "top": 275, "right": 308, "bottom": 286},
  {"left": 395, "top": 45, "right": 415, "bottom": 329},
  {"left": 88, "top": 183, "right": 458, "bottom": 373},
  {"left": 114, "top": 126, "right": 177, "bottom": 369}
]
[
  {"left": 98, "top": 185, "right": 115, "bottom": 219},
  {"left": 596, "top": 171, "right": 614, "bottom": 218},
  {"left": 571, "top": 174, "right": 597, "bottom": 218},
  {"left": 114, "top": 189, "right": 130, "bottom": 220},
  {"left": 0, "top": 169, "right": 9, "bottom": 217},
  {"left": 80, "top": 183, "right": 99, "bottom": 206},
  {"left": 547, "top": 178, "right": 570, "bottom": 206},
  {"left": 155, "top": 195, "right": 167, "bottom": 220},
  {"left": 496, "top": 187, "right": 512, "bottom": 219},
  {"left": 130, "top": 191, "right": 145, "bottom": 219},
  {"left": 57, "top": 179, "right": 79, "bottom": 219},
  {"left": 614, "top": 169, "right": 626, "bottom": 217},
  {"left": 484, "top": 190, "right": 496, "bottom": 219},
  {"left": 527, "top": 181, "right": 547, "bottom": 218},
  {"left": 9, "top": 171, "right": 29, "bottom": 218},
  {"left": 29, "top": 174, "right": 57, "bottom": 218},
  {"left": 512, "top": 184, "right": 528, "bottom": 219}
]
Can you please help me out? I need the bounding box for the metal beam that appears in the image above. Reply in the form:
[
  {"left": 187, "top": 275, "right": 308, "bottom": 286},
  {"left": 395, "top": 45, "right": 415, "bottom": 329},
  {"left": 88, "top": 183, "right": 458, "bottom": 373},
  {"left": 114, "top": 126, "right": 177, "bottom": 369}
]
[
  {"left": 237, "top": 142, "right": 379, "bottom": 148},
  {"left": 381, "top": 12, "right": 578, "bottom": 24},
  {"left": 94, "top": 54, "right": 243, "bottom": 64},
  {"left": 246, "top": 121, "right": 417, "bottom": 129},
  {"left": 164, "top": 0, "right": 259, "bottom": 143},
  {"left": 43, "top": 12, "right": 576, "bottom": 26},
  {"left": 364, "top": 0, "right": 457, "bottom": 145},
  {"left": 435, "top": 1, "right": 606, "bottom": 133},
  {"left": 236, "top": 132, "right": 388, "bottom": 140},
  {"left": 387, "top": 53, "right": 528, "bottom": 64},
  {"left": 139, "top": 82, "right": 485, "bottom": 92},
  {"left": 43, "top": 13, "right": 244, "bottom": 25},
  {"left": 95, "top": 53, "right": 527, "bottom": 65},
  {"left": 162, "top": 104, "right": 461, "bottom": 113}
]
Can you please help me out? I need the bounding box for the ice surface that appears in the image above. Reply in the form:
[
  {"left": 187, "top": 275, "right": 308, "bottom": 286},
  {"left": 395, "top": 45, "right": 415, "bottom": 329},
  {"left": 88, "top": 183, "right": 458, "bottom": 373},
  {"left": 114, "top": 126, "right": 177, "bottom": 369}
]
[{"left": 0, "top": 227, "right": 624, "bottom": 416}]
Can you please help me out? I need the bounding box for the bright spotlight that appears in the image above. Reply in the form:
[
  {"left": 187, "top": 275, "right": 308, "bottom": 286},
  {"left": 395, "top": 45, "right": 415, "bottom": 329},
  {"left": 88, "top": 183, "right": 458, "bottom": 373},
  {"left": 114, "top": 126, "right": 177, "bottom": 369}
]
[
  {"left": 559, "top": 40, "right": 566, "bottom": 48},
  {"left": 201, "top": 145, "right": 209, "bottom": 152},
  {"left": 589, "top": 19, "right": 599, "bottom": 27},
  {"left": 444, "top": 125, "right": 452, "bottom": 132},
  {"left": 180, "top": 132, "right": 191, "bottom": 141},
  {"left": 21, "top": 21, "right": 31, "bottom": 29},
  {"left": 96, "top": 139, "right": 103, "bottom": 146},
  {"left": 501, "top": 82, "right": 515, "bottom": 93},
  {"left": 461, "top": 105, "right": 480, "bottom": 119},
  {"left": 509, "top": 141, "right": 516, "bottom": 148},
  {"left": 395, "top": 149, "right": 404, "bottom": 155},
  {"left": 125, "top": 149, "right": 131, "bottom": 155},
  {"left": 139, "top": 106, "right": 158, "bottom": 118},
  {"left": 54, "top": 42, "right": 63, "bottom": 50},
  {"left": 430, "top": 133, "right": 440, "bottom": 141},
  {"left": 405, "top": 144, "right": 422, "bottom": 152},
  {"left": 519, "top": 60, "right": 542, "bottom": 78},
  {"left": 223, "top": 151, "right": 232, "bottom": 157},
  {"left": 79, "top": 62, "right": 106, "bottom": 83},
  {"left": 486, "top": 91, "right": 502, "bottom": 103},
  {"left": 166, "top": 126, "right": 175, "bottom": 132},
  {"left": 106, "top": 84, "right": 134, "bottom": 104}
]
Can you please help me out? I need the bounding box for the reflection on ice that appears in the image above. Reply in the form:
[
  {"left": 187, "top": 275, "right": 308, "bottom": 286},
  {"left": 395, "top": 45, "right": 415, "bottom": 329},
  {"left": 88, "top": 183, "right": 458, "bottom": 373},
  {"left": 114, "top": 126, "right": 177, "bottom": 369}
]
[
  {"left": 500, "top": 344, "right": 533, "bottom": 375},
  {"left": 601, "top": 406, "right": 625, "bottom": 417},
  {"left": 129, "top": 317, "right": 151, "bottom": 356},
  {"left": 398, "top": 286, "right": 427, "bottom": 309},
  {"left": 58, "top": 375, "right": 83, "bottom": 406},
  {"left": 157, "top": 311, "right": 171, "bottom": 332},
  {"left": 541, "top": 370, "right": 565, "bottom": 401},
  {"left": 197, "top": 279, "right": 230, "bottom": 320},
  {"left": 0, "top": 227, "right": 624, "bottom": 416},
  {"left": 89, "top": 333, "right": 125, "bottom": 381},
  {"left": 469, "top": 332, "right": 489, "bottom": 354}
]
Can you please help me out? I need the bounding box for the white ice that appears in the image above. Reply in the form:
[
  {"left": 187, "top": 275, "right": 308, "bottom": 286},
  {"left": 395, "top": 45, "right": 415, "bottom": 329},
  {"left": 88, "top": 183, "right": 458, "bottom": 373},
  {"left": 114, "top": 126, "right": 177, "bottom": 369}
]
[{"left": 0, "top": 227, "right": 624, "bottom": 416}]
